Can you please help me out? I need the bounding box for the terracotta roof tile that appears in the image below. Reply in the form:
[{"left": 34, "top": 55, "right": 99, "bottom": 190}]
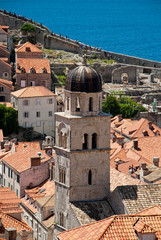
[
  {"left": 15, "top": 42, "right": 42, "bottom": 53},
  {"left": 58, "top": 214, "right": 161, "bottom": 240},
  {"left": 0, "top": 78, "right": 13, "bottom": 90},
  {"left": 11, "top": 86, "right": 55, "bottom": 98},
  {"left": 2, "top": 147, "right": 51, "bottom": 173},
  {"left": 16, "top": 58, "right": 50, "bottom": 73}
]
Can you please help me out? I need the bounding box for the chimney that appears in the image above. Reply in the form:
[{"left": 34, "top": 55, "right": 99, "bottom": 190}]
[
  {"left": 148, "top": 121, "right": 154, "bottom": 130},
  {"left": 133, "top": 140, "right": 138, "bottom": 150},
  {"left": 153, "top": 157, "right": 159, "bottom": 167},
  {"left": 141, "top": 162, "right": 147, "bottom": 170},
  {"left": 118, "top": 114, "right": 122, "bottom": 122},
  {"left": 4, "top": 142, "right": 11, "bottom": 152},
  {"left": 5, "top": 228, "right": 17, "bottom": 240},
  {"left": 114, "top": 161, "right": 119, "bottom": 170},
  {"left": 30, "top": 157, "right": 41, "bottom": 167}
]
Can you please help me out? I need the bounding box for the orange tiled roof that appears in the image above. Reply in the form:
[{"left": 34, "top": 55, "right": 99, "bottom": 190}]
[
  {"left": 15, "top": 42, "right": 42, "bottom": 53},
  {"left": 0, "top": 78, "right": 13, "bottom": 90},
  {"left": 137, "top": 205, "right": 161, "bottom": 215},
  {"left": 110, "top": 167, "right": 145, "bottom": 191},
  {"left": 16, "top": 58, "right": 50, "bottom": 73},
  {"left": 125, "top": 136, "right": 161, "bottom": 165},
  {"left": 2, "top": 147, "right": 51, "bottom": 173},
  {"left": 12, "top": 86, "right": 55, "bottom": 98},
  {"left": 58, "top": 214, "right": 161, "bottom": 240},
  {"left": 0, "top": 212, "right": 32, "bottom": 233}
]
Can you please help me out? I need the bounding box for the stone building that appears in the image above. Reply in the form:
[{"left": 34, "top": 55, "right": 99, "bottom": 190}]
[
  {"left": 11, "top": 86, "right": 57, "bottom": 136},
  {"left": 54, "top": 65, "right": 112, "bottom": 237},
  {"left": 0, "top": 59, "right": 12, "bottom": 81},
  {"left": 0, "top": 78, "right": 14, "bottom": 102},
  {"left": 15, "top": 42, "right": 51, "bottom": 90},
  {"left": 0, "top": 45, "right": 9, "bottom": 62}
]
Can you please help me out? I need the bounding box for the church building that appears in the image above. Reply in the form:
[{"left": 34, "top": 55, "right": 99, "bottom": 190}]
[{"left": 54, "top": 65, "right": 112, "bottom": 237}]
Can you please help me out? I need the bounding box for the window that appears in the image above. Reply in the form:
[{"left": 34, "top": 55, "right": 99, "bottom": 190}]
[
  {"left": 36, "top": 112, "right": 40, "bottom": 118},
  {"left": 21, "top": 80, "right": 26, "bottom": 88},
  {"left": 11, "top": 185, "right": 13, "bottom": 190},
  {"left": 36, "top": 121, "right": 41, "bottom": 127},
  {"left": 8, "top": 182, "right": 10, "bottom": 187},
  {"left": 24, "top": 112, "right": 29, "bottom": 118},
  {"left": 23, "top": 100, "right": 29, "bottom": 106},
  {"left": 17, "top": 174, "right": 20, "bottom": 183},
  {"left": 92, "top": 133, "right": 97, "bottom": 149},
  {"left": 64, "top": 133, "right": 67, "bottom": 149},
  {"left": 66, "top": 97, "right": 69, "bottom": 110},
  {"left": 88, "top": 170, "right": 92, "bottom": 185},
  {"left": 30, "top": 68, "right": 36, "bottom": 73},
  {"left": 60, "top": 212, "right": 64, "bottom": 226},
  {"left": 3, "top": 164, "right": 5, "bottom": 173},
  {"left": 8, "top": 168, "right": 10, "bottom": 177},
  {"left": 11, "top": 170, "right": 13, "bottom": 178},
  {"left": 49, "top": 121, "right": 53, "bottom": 127},
  {"left": 82, "top": 134, "right": 88, "bottom": 149},
  {"left": 48, "top": 111, "right": 52, "bottom": 117},
  {"left": 0, "top": 87, "right": 4, "bottom": 92},
  {"left": 21, "top": 68, "right": 26, "bottom": 73},
  {"left": 89, "top": 97, "right": 93, "bottom": 111},
  {"left": 36, "top": 99, "right": 41, "bottom": 105},
  {"left": 30, "top": 81, "right": 35, "bottom": 86},
  {"left": 76, "top": 97, "right": 80, "bottom": 112},
  {"left": 3, "top": 178, "right": 5, "bottom": 186},
  {"left": 16, "top": 189, "right": 18, "bottom": 196},
  {"left": 59, "top": 167, "right": 66, "bottom": 184},
  {"left": 59, "top": 132, "right": 63, "bottom": 147},
  {"left": 42, "top": 68, "right": 47, "bottom": 73},
  {"left": 25, "top": 47, "right": 31, "bottom": 52},
  {"left": 48, "top": 98, "right": 53, "bottom": 104},
  {"left": 24, "top": 122, "right": 29, "bottom": 128},
  {"left": 30, "top": 219, "right": 33, "bottom": 228},
  {"left": 3, "top": 72, "right": 9, "bottom": 78}
]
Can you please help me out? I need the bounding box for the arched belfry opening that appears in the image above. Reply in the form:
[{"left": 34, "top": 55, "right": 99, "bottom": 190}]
[
  {"left": 88, "top": 170, "right": 92, "bottom": 185},
  {"left": 92, "top": 133, "right": 97, "bottom": 149},
  {"left": 82, "top": 134, "right": 88, "bottom": 149},
  {"left": 76, "top": 97, "right": 80, "bottom": 112},
  {"left": 67, "top": 97, "right": 69, "bottom": 110},
  {"left": 89, "top": 97, "right": 93, "bottom": 111}
]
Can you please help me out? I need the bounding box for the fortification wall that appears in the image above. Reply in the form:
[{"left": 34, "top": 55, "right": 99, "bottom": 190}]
[{"left": 0, "top": 9, "right": 161, "bottom": 67}]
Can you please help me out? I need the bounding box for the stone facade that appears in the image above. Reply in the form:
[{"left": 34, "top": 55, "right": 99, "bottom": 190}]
[
  {"left": 54, "top": 66, "right": 111, "bottom": 238},
  {"left": 112, "top": 65, "right": 137, "bottom": 84},
  {"left": 0, "top": 60, "right": 12, "bottom": 80},
  {"left": 0, "top": 79, "right": 13, "bottom": 102}
]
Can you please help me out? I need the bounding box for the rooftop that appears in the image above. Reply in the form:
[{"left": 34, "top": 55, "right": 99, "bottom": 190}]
[
  {"left": 0, "top": 78, "right": 13, "bottom": 90},
  {"left": 57, "top": 213, "right": 161, "bottom": 240},
  {"left": 11, "top": 86, "right": 55, "bottom": 98},
  {"left": 16, "top": 58, "right": 50, "bottom": 73},
  {"left": 15, "top": 42, "right": 42, "bottom": 53}
]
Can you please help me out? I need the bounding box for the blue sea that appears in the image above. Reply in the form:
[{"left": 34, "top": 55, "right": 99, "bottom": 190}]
[{"left": 1, "top": 0, "right": 161, "bottom": 61}]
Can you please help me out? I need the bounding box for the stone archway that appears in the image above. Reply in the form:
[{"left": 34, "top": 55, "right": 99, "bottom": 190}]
[{"left": 121, "top": 73, "right": 129, "bottom": 84}]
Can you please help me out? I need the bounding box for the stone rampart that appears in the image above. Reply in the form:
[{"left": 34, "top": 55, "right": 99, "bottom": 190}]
[{"left": 0, "top": 9, "right": 161, "bottom": 67}]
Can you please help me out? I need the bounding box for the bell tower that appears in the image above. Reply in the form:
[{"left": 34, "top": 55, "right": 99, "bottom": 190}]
[{"left": 54, "top": 65, "right": 111, "bottom": 234}]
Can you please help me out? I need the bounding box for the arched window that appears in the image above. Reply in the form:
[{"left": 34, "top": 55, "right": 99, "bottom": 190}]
[
  {"left": 88, "top": 170, "right": 92, "bottom": 185},
  {"left": 76, "top": 97, "right": 80, "bottom": 112},
  {"left": 89, "top": 97, "right": 93, "bottom": 111},
  {"left": 42, "top": 68, "right": 47, "bottom": 73},
  {"left": 30, "top": 68, "right": 36, "bottom": 73},
  {"left": 64, "top": 133, "right": 67, "bottom": 148},
  {"left": 21, "top": 68, "right": 26, "bottom": 73},
  {"left": 92, "top": 133, "right": 97, "bottom": 149},
  {"left": 59, "top": 132, "right": 63, "bottom": 147},
  {"left": 60, "top": 212, "right": 64, "bottom": 226},
  {"left": 67, "top": 97, "right": 69, "bottom": 110},
  {"left": 82, "top": 134, "right": 88, "bottom": 149}
]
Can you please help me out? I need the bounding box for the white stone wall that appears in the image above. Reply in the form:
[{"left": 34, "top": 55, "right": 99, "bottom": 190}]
[{"left": 11, "top": 94, "right": 57, "bottom": 136}]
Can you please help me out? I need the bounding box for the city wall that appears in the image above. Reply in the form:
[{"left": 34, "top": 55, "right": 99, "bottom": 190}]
[{"left": 0, "top": 9, "right": 161, "bottom": 67}]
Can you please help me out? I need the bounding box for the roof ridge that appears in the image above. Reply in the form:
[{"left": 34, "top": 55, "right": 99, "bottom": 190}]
[
  {"left": 98, "top": 216, "right": 116, "bottom": 239},
  {"left": 16, "top": 41, "right": 29, "bottom": 52}
]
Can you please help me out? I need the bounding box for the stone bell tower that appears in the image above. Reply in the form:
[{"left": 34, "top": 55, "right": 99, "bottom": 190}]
[{"left": 54, "top": 65, "right": 111, "bottom": 235}]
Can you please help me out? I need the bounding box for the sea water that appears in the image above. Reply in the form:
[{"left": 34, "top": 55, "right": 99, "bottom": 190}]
[{"left": 1, "top": 0, "right": 161, "bottom": 61}]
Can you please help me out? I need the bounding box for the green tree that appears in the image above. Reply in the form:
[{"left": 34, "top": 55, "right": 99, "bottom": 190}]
[
  {"left": 102, "top": 96, "right": 120, "bottom": 116},
  {"left": 20, "top": 23, "right": 36, "bottom": 33},
  {"left": 0, "top": 105, "right": 18, "bottom": 136}
]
